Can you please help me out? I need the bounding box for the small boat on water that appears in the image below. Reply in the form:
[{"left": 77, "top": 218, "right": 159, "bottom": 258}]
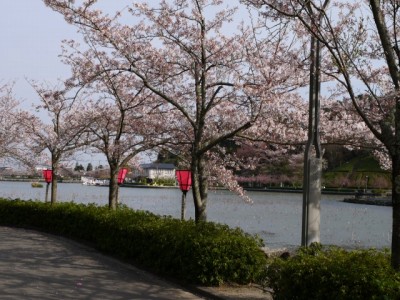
[
  {"left": 81, "top": 176, "right": 109, "bottom": 186},
  {"left": 31, "top": 182, "right": 43, "bottom": 188}
]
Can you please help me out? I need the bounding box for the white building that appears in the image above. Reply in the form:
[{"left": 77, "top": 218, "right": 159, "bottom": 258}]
[{"left": 134, "top": 163, "right": 176, "bottom": 180}]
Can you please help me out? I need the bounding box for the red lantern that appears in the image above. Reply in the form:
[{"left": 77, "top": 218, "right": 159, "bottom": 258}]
[
  {"left": 42, "top": 169, "right": 53, "bottom": 184},
  {"left": 176, "top": 170, "right": 192, "bottom": 221},
  {"left": 117, "top": 168, "right": 128, "bottom": 184},
  {"left": 176, "top": 170, "right": 192, "bottom": 192}
]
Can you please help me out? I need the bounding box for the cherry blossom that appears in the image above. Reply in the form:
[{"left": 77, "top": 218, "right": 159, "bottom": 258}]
[
  {"left": 20, "top": 81, "right": 91, "bottom": 204},
  {"left": 243, "top": 0, "right": 400, "bottom": 269}
]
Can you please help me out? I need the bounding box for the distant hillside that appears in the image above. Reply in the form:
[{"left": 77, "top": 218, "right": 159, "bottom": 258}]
[{"left": 323, "top": 155, "right": 391, "bottom": 190}]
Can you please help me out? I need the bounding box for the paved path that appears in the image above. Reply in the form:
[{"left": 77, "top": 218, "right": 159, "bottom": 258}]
[
  {"left": 0, "top": 227, "right": 269, "bottom": 300},
  {"left": 0, "top": 227, "right": 207, "bottom": 300}
]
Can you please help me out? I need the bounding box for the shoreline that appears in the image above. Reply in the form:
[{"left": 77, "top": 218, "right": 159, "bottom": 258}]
[
  {"left": 2, "top": 179, "right": 392, "bottom": 204},
  {"left": 343, "top": 197, "right": 392, "bottom": 206}
]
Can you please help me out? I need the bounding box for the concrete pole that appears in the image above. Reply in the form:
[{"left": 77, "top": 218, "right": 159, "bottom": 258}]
[
  {"left": 301, "top": 35, "right": 322, "bottom": 247},
  {"left": 302, "top": 156, "right": 322, "bottom": 245}
]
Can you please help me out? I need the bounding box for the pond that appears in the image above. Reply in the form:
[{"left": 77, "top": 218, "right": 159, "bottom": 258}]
[{"left": 0, "top": 181, "right": 392, "bottom": 249}]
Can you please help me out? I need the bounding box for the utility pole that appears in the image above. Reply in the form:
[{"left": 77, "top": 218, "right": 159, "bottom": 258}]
[
  {"left": 301, "top": 0, "right": 330, "bottom": 247},
  {"left": 301, "top": 35, "right": 322, "bottom": 246}
]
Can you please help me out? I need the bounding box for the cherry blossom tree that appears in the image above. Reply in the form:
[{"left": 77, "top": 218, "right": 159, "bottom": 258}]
[
  {"left": 82, "top": 81, "right": 168, "bottom": 209},
  {"left": 0, "top": 83, "right": 53, "bottom": 173},
  {"left": 0, "top": 83, "right": 36, "bottom": 168},
  {"left": 20, "top": 82, "right": 90, "bottom": 204},
  {"left": 244, "top": 0, "right": 400, "bottom": 269},
  {"left": 44, "top": 0, "right": 308, "bottom": 221},
  {"left": 60, "top": 34, "right": 172, "bottom": 209},
  {"left": 0, "top": 84, "right": 22, "bottom": 158}
]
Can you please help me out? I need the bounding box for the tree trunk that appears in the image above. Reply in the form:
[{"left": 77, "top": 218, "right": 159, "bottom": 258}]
[
  {"left": 191, "top": 154, "right": 208, "bottom": 222},
  {"left": 392, "top": 156, "right": 400, "bottom": 269},
  {"left": 368, "top": 0, "right": 400, "bottom": 270},
  {"left": 392, "top": 95, "right": 400, "bottom": 270},
  {"left": 108, "top": 165, "right": 119, "bottom": 210},
  {"left": 50, "top": 160, "right": 58, "bottom": 205}
]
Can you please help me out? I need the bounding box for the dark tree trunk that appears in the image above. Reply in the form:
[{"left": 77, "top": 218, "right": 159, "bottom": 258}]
[
  {"left": 191, "top": 154, "right": 208, "bottom": 222},
  {"left": 391, "top": 96, "right": 400, "bottom": 270},
  {"left": 108, "top": 164, "right": 119, "bottom": 210},
  {"left": 392, "top": 155, "right": 400, "bottom": 269},
  {"left": 50, "top": 157, "right": 58, "bottom": 205}
]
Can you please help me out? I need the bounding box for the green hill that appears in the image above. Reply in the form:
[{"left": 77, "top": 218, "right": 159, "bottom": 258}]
[{"left": 323, "top": 155, "right": 391, "bottom": 190}]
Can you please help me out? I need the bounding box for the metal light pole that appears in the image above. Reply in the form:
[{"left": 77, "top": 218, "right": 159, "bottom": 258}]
[{"left": 176, "top": 170, "right": 192, "bottom": 221}]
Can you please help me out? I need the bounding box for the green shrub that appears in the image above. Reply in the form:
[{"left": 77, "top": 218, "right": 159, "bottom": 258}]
[
  {"left": 264, "top": 244, "right": 400, "bottom": 300},
  {"left": 0, "top": 198, "right": 266, "bottom": 286},
  {"left": 151, "top": 177, "right": 176, "bottom": 186}
]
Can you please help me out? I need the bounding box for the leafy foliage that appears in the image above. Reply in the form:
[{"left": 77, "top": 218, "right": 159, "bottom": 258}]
[
  {"left": 0, "top": 198, "right": 266, "bottom": 286},
  {"left": 151, "top": 177, "right": 176, "bottom": 186},
  {"left": 263, "top": 244, "right": 400, "bottom": 300}
]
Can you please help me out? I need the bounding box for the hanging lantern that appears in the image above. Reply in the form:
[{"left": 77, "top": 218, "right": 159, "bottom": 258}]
[
  {"left": 117, "top": 168, "right": 128, "bottom": 185},
  {"left": 42, "top": 169, "right": 52, "bottom": 203},
  {"left": 42, "top": 169, "right": 53, "bottom": 184},
  {"left": 176, "top": 170, "right": 192, "bottom": 192},
  {"left": 176, "top": 170, "right": 192, "bottom": 221}
]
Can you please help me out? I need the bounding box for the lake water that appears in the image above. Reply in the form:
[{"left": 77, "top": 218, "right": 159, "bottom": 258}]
[{"left": 0, "top": 181, "right": 392, "bottom": 250}]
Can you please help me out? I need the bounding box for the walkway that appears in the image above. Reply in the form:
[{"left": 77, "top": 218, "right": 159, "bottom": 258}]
[{"left": 0, "top": 227, "right": 269, "bottom": 300}]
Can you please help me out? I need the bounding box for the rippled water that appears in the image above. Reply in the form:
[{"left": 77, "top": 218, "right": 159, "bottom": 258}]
[{"left": 0, "top": 181, "right": 392, "bottom": 249}]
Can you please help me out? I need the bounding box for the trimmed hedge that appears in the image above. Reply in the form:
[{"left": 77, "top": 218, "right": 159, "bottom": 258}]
[
  {"left": 263, "top": 244, "right": 400, "bottom": 300},
  {"left": 0, "top": 198, "right": 267, "bottom": 286}
]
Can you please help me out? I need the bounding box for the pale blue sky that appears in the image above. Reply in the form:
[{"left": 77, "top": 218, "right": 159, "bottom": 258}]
[
  {"left": 0, "top": 1, "right": 137, "bottom": 107},
  {"left": 0, "top": 1, "right": 244, "bottom": 166},
  {"left": 0, "top": 1, "right": 244, "bottom": 107},
  {"left": 0, "top": 1, "right": 74, "bottom": 105},
  {"left": 0, "top": 1, "right": 133, "bottom": 166}
]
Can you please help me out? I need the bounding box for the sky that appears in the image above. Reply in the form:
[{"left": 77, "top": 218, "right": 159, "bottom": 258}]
[
  {"left": 0, "top": 1, "right": 136, "bottom": 166},
  {"left": 0, "top": 1, "right": 245, "bottom": 167},
  {"left": 0, "top": 1, "right": 244, "bottom": 107},
  {"left": 0, "top": 1, "right": 73, "bottom": 104},
  {"left": 0, "top": 1, "right": 138, "bottom": 107}
]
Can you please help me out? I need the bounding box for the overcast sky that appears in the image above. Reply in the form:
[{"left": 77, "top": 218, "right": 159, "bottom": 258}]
[
  {"left": 0, "top": 1, "right": 138, "bottom": 108},
  {"left": 0, "top": 1, "right": 243, "bottom": 166},
  {"left": 0, "top": 1, "right": 135, "bottom": 166},
  {"left": 0, "top": 0, "right": 244, "bottom": 105},
  {"left": 0, "top": 1, "right": 73, "bottom": 105}
]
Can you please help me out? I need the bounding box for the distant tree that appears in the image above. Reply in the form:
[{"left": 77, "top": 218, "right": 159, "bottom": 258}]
[
  {"left": 74, "top": 163, "right": 84, "bottom": 172},
  {"left": 155, "top": 150, "right": 178, "bottom": 165},
  {"left": 86, "top": 162, "right": 93, "bottom": 172}
]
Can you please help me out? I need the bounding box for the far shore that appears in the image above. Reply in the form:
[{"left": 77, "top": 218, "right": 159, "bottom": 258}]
[{"left": 0, "top": 177, "right": 370, "bottom": 196}]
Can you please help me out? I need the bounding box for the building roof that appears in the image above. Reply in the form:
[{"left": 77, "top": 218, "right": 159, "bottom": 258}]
[{"left": 141, "top": 163, "right": 175, "bottom": 170}]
